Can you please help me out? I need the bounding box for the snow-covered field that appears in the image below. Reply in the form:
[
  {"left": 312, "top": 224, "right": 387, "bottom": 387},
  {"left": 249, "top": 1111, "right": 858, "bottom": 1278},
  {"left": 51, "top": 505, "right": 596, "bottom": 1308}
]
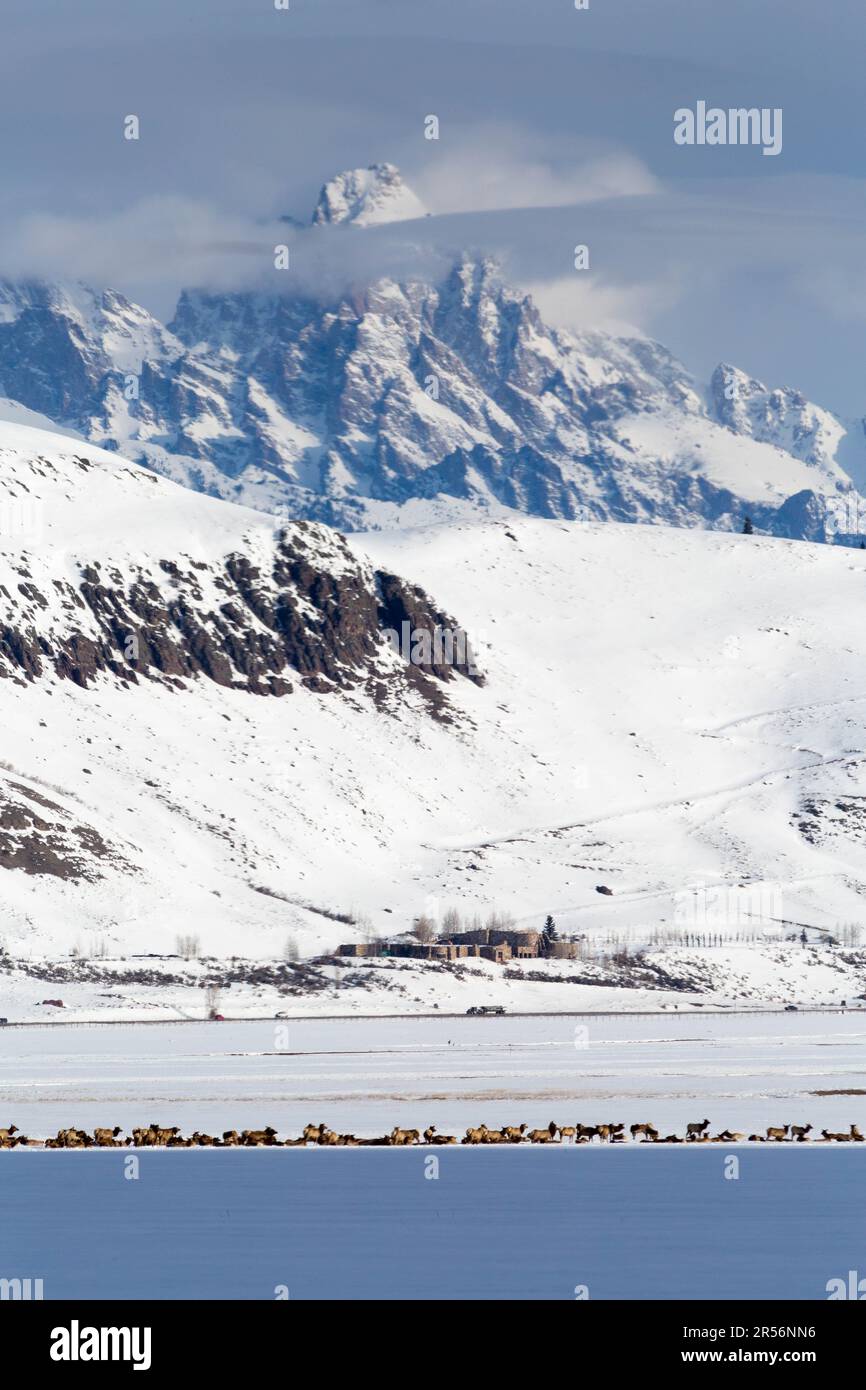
[
  {"left": 3, "top": 1011, "right": 863, "bottom": 1301},
  {"left": 1, "top": 1012, "right": 863, "bottom": 1138}
]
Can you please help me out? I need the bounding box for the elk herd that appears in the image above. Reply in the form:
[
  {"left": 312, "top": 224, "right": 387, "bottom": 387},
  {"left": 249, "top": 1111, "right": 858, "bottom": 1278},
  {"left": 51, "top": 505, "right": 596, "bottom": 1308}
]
[{"left": 0, "top": 1120, "right": 863, "bottom": 1148}]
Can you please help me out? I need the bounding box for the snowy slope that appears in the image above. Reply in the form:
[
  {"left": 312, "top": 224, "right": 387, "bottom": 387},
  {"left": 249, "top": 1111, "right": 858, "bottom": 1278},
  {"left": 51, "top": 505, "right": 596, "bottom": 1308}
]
[
  {"left": 3, "top": 413, "right": 866, "bottom": 993},
  {"left": 0, "top": 420, "right": 483, "bottom": 959},
  {"left": 355, "top": 517, "right": 866, "bottom": 943}
]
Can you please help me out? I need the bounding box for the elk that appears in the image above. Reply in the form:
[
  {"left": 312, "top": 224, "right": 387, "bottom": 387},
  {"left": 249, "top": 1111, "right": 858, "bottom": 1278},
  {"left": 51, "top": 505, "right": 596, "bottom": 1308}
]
[
  {"left": 58, "top": 1128, "right": 92, "bottom": 1148},
  {"left": 686, "top": 1119, "right": 710, "bottom": 1139},
  {"left": 630, "top": 1123, "right": 658, "bottom": 1142},
  {"left": 790, "top": 1124, "right": 812, "bottom": 1142},
  {"left": 93, "top": 1127, "right": 123, "bottom": 1147},
  {"left": 148, "top": 1125, "right": 180, "bottom": 1146},
  {"left": 241, "top": 1128, "right": 280, "bottom": 1146},
  {"left": 60, "top": 1130, "right": 91, "bottom": 1149},
  {"left": 766, "top": 1126, "right": 789, "bottom": 1142},
  {"left": 423, "top": 1126, "right": 455, "bottom": 1144},
  {"left": 390, "top": 1127, "right": 419, "bottom": 1146}
]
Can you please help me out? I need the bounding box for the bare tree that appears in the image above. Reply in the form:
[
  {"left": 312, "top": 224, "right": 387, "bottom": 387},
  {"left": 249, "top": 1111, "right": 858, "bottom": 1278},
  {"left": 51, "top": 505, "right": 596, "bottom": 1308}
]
[
  {"left": 441, "top": 906, "right": 462, "bottom": 937},
  {"left": 485, "top": 910, "right": 516, "bottom": 937},
  {"left": 176, "top": 934, "right": 200, "bottom": 961},
  {"left": 283, "top": 936, "right": 300, "bottom": 962},
  {"left": 204, "top": 983, "right": 221, "bottom": 1019},
  {"left": 411, "top": 914, "right": 437, "bottom": 944},
  {"left": 357, "top": 914, "right": 378, "bottom": 943}
]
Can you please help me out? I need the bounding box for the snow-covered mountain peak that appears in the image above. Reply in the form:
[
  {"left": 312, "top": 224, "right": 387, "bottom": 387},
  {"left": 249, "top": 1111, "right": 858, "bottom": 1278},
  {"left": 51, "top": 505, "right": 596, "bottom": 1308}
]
[
  {"left": 311, "top": 163, "right": 427, "bottom": 227},
  {"left": 709, "top": 361, "right": 848, "bottom": 480},
  {"left": 0, "top": 203, "right": 864, "bottom": 541}
]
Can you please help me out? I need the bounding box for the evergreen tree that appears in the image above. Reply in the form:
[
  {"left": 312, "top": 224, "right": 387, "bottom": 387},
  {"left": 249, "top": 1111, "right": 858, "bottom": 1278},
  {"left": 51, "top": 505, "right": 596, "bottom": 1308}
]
[
  {"left": 540, "top": 914, "right": 558, "bottom": 956},
  {"left": 742, "top": 517, "right": 754, "bottom": 535}
]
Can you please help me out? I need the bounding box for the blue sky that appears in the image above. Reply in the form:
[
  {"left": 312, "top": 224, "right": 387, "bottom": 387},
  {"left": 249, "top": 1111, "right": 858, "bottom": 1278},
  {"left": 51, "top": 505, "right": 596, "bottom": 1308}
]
[{"left": 1, "top": 0, "right": 865, "bottom": 413}]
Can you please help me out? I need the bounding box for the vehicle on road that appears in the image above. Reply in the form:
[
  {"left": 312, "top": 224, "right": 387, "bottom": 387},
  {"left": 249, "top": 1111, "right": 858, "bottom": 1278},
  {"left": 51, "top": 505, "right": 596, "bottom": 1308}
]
[{"left": 466, "top": 1005, "right": 506, "bottom": 1016}]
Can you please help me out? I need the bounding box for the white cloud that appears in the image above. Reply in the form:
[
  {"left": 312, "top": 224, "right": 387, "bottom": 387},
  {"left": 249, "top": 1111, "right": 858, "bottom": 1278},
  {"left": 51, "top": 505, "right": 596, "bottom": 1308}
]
[
  {"left": 0, "top": 198, "right": 275, "bottom": 305},
  {"left": 524, "top": 274, "right": 679, "bottom": 338},
  {"left": 414, "top": 128, "right": 659, "bottom": 215}
]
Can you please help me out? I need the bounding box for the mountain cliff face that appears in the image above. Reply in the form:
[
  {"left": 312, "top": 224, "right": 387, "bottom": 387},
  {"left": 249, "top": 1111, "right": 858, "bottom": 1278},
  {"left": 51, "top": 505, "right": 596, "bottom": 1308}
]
[
  {"left": 0, "top": 421, "right": 478, "bottom": 715},
  {"left": 0, "top": 167, "right": 863, "bottom": 541}
]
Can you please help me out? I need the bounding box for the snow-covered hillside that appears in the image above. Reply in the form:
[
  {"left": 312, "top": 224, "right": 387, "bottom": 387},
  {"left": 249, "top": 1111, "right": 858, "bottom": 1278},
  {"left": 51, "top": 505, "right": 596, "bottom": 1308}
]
[
  {"left": 0, "top": 419, "right": 484, "bottom": 960},
  {"left": 3, "top": 414, "right": 866, "bottom": 1005},
  {"left": 359, "top": 517, "right": 866, "bottom": 943}
]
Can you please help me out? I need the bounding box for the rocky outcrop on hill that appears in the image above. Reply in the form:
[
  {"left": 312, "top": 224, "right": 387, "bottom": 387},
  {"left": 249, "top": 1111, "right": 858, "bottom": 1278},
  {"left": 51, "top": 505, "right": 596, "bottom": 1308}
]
[{"left": 0, "top": 434, "right": 482, "bottom": 717}]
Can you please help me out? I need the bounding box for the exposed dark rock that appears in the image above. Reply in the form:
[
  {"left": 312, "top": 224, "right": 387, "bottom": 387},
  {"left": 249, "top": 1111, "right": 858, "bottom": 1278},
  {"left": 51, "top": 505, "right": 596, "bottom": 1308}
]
[
  {"left": 0, "top": 782, "right": 125, "bottom": 880},
  {"left": 0, "top": 508, "right": 482, "bottom": 718}
]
